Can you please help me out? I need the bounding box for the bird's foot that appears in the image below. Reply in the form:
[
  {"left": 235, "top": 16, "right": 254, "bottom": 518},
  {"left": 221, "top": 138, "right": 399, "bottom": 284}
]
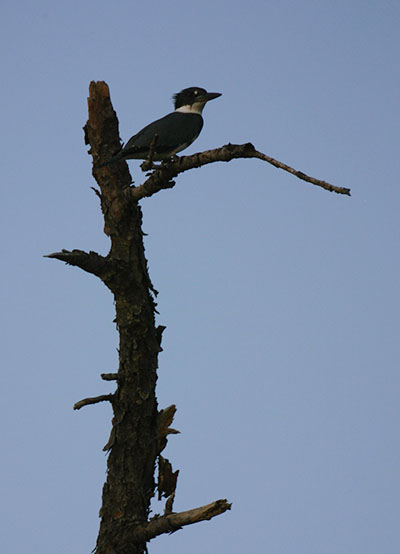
[
  {"left": 161, "top": 155, "right": 180, "bottom": 166},
  {"left": 140, "top": 160, "right": 159, "bottom": 172}
]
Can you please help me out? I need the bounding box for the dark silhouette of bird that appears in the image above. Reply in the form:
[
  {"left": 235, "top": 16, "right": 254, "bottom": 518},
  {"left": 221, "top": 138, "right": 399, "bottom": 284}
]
[{"left": 99, "top": 87, "right": 221, "bottom": 167}]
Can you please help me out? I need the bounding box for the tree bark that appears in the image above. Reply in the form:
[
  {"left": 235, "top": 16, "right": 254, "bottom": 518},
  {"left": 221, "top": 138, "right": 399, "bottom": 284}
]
[{"left": 84, "top": 82, "right": 160, "bottom": 554}]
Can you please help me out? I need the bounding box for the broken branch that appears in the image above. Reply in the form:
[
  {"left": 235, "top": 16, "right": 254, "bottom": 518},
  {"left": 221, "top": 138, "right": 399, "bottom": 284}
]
[
  {"left": 73, "top": 394, "right": 114, "bottom": 411},
  {"left": 140, "top": 133, "right": 159, "bottom": 171},
  {"left": 132, "top": 499, "right": 232, "bottom": 542},
  {"left": 45, "top": 249, "right": 109, "bottom": 278},
  {"left": 101, "top": 373, "right": 118, "bottom": 381}
]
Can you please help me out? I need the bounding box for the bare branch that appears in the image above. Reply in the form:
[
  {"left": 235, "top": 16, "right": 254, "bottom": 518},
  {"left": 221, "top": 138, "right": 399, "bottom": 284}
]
[
  {"left": 132, "top": 499, "right": 232, "bottom": 542},
  {"left": 252, "top": 148, "right": 350, "bottom": 194},
  {"left": 45, "top": 249, "right": 109, "bottom": 278},
  {"left": 73, "top": 394, "right": 114, "bottom": 410},
  {"left": 164, "top": 491, "right": 175, "bottom": 515},
  {"left": 130, "top": 142, "right": 350, "bottom": 200},
  {"left": 101, "top": 373, "right": 118, "bottom": 381},
  {"left": 140, "top": 133, "right": 159, "bottom": 172}
]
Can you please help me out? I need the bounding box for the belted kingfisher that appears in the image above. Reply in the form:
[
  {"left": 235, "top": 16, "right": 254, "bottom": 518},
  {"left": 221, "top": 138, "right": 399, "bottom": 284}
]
[{"left": 99, "top": 87, "right": 221, "bottom": 166}]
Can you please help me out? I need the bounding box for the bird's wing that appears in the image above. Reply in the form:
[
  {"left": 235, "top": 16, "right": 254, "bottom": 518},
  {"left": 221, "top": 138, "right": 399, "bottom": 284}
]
[{"left": 122, "top": 112, "right": 204, "bottom": 157}]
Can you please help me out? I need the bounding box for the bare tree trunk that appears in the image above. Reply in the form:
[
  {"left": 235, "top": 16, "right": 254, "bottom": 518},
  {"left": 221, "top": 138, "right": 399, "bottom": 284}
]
[
  {"left": 96, "top": 212, "right": 160, "bottom": 554},
  {"left": 47, "top": 81, "right": 349, "bottom": 554},
  {"left": 47, "top": 82, "right": 230, "bottom": 554}
]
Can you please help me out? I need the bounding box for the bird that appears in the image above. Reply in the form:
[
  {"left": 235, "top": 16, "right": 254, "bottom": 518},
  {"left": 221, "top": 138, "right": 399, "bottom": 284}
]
[{"left": 98, "top": 87, "right": 221, "bottom": 167}]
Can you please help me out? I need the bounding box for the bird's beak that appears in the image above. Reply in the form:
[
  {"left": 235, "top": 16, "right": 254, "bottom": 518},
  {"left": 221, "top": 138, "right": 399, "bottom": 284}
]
[{"left": 202, "top": 91, "right": 222, "bottom": 102}]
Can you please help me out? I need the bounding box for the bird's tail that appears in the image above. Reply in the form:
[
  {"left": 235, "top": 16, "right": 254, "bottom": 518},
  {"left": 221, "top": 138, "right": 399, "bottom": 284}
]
[{"left": 95, "top": 150, "right": 124, "bottom": 169}]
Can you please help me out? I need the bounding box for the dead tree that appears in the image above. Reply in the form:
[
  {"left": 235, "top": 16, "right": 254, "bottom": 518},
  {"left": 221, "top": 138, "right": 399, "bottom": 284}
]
[{"left": 46, "top": 81, "right": 350, "bottom": 554}]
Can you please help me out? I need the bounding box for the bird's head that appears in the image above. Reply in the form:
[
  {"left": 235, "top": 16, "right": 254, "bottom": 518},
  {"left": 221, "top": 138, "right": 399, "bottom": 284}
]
[{"left": 173, "top": 87, "right": 221, "bottom": 114}]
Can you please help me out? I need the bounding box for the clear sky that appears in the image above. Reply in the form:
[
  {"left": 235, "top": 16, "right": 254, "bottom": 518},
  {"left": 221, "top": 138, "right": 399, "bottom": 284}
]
[{"left": 2, "top": 1, "right": 399, "bottom": 553}]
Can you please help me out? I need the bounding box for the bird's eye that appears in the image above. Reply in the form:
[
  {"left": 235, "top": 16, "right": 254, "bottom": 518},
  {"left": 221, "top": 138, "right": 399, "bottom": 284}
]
[{"left": 194, "top": 90, "right": 198, "bottom": 95}]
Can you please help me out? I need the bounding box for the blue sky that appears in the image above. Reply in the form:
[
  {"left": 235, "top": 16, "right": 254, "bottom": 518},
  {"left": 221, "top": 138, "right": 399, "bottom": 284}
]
[{"left": 2, "top": 1, "right": 399, "bottom": 553}]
